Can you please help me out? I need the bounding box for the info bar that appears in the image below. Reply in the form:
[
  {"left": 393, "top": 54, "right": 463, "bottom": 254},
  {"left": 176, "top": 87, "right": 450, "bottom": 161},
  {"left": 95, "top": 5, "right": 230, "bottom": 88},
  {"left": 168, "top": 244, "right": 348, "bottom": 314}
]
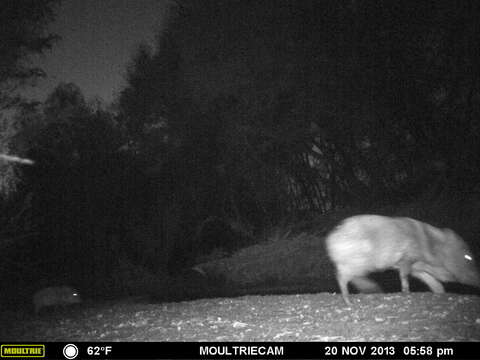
[{"left": 1, "top": 342, "right": 478, "bottom": 359}]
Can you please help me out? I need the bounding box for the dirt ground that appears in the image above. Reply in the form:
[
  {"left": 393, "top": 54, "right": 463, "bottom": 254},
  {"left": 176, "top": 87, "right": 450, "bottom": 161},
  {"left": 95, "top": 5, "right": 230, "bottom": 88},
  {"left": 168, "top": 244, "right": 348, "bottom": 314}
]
[{"left": 1, "top": 292, "right": 479, "bottom": 341}]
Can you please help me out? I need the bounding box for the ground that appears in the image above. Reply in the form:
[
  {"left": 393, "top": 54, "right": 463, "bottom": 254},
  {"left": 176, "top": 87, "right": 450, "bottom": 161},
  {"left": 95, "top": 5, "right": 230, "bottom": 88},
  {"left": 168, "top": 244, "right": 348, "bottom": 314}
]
[{"left": 1, "top": 292, "right": 479, "bottom": 341}]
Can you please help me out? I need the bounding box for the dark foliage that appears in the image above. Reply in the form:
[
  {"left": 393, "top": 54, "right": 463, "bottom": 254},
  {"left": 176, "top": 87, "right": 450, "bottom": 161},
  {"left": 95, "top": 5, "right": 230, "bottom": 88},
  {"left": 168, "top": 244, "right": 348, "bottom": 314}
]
[
  {"left": 0, "top": 83, "right": 137, "bottom": 299},
  {"left": 119, "top": 1, "right": 480, "bottom": 241},
  {"left": 0, "top": 0, "right": 60, "bottom": 109}
]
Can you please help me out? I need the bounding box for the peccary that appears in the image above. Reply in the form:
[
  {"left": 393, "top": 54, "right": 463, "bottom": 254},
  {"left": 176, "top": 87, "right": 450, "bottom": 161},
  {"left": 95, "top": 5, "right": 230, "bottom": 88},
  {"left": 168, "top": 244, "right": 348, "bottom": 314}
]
[
  {"left": 33, "top": 286, "right": 81, "bottom": 314},
  {"left": 325, "top": 215, "right": 480, "bottom": 304}
]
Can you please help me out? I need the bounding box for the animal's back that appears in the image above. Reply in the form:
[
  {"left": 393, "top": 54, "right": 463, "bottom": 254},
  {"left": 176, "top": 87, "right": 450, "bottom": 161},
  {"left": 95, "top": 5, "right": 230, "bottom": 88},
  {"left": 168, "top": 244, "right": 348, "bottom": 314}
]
[{"left": 325, "top": 215, "right": 425, "bottom": 273}]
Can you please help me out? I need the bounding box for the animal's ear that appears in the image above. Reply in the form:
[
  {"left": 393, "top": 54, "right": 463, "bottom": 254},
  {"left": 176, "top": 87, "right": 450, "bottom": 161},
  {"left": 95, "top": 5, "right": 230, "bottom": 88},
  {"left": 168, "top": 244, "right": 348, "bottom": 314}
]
[
  {"left": 442, "top": 228, "right": 464, "bottom": 244},
  {"left": 442, "top": 228, "right": 456, "bottom": 239},
  {"left": 428, "top": 226, "right": 448, "bottom": 244}
]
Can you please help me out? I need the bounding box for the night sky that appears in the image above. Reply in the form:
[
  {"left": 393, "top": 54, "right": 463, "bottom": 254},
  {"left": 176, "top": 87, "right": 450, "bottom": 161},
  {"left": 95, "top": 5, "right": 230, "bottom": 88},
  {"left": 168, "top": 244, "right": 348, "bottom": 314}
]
[{"left": 24, "top": 0, "right": 171, "bottom": 104}]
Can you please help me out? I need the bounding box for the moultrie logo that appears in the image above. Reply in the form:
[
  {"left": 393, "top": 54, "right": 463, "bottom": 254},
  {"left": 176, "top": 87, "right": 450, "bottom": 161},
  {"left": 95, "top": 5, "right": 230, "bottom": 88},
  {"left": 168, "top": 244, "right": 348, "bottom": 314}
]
[{"left": 1, "top": 344, "right": 45, "bottom": 358}]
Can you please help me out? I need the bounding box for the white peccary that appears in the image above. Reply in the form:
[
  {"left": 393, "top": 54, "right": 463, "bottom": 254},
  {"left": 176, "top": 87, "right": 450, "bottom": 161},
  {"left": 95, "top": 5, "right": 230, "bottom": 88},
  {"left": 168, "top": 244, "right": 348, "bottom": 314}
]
[{"left": 325, "top": 215, "right": 480, "bottom": 304}]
